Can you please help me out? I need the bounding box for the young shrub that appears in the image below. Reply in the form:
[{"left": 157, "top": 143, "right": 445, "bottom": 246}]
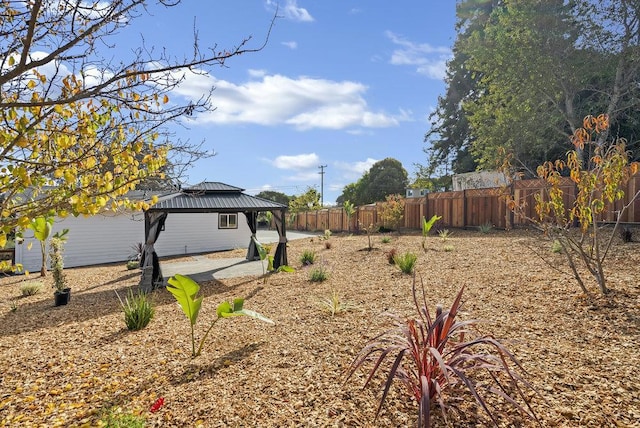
[
  {"left": 8, "top": 299, "right": 17, "bottom": 312},
  {"left": 394, "top": 251, "right": 417, "bottom": 274},
  {"left": 126, "top": 260, "right": 140, "bottom": 270},
  {"left": 507, "top": 114, "right": 640, "bottom": 295},
  {"left": 316, "top": 289, "right": 356, "bottom": 317},
  {"left": 379, "top": 194, "right": 405, "bottom": 231},
  {"left": 421, "top": 215, "right": 442, "bottom": 251},
  {"left": 359, "top": 221, "right": 378, "bottom": 251},
  {"left": 49, "top": 236, "right": 68, "bottom": 293},
  {"left": 116, "top": 288, "right": 155, "bottom": 331},
  {"left": 309, "top": 265, "right": 328, "bottom": 282},
  {"left": 300, "top": 249, "right": 316, "bottom": 265},
  {"left": 167, "top": 274, "right": 273, "bottom": 358},
  {"left": 20, "top": 281, "right": 42, "bottom": 296},
  {"left": 385, "top": 248, "right": 397, "bottom": 265},
  {"left": 442, "top": 244, "right": 454, "bottom": 252},
  {"left": 346, "top": 279, "right": 539, "bottom": 427},
  {"left": 380, "top": 235, "right": 392, "bottom": 244},
  {"left": 343, "top": 200, "right": 356, "bottom": 233}
]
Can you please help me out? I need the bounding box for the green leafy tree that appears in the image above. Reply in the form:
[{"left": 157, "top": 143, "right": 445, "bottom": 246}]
[
  {"left": 289, "top": 187, "right": 321, "bottom": 213},
  {"left": 0, "top": 0, "right": 273, "bottom": 265},
  {"left": 255, "top": 190, "right": 291, "bottom": 206},
  {"left": 337, "top": 158, "right": 408, "bottom": 205},
  {"left": 424, "top": 0, "right": 640, "bottom": 176}
]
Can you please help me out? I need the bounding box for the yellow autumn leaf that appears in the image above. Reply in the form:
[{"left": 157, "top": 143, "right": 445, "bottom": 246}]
[{"left": 163, "top": 94, "right": 169, "bottom": 104}]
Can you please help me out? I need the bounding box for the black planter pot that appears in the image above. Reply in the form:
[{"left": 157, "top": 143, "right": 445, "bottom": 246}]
[{"left": 54, "top": 288, "right": 71, "bottom": 306}]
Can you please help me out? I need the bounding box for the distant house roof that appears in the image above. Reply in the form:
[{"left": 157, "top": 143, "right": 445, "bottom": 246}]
[{"left": 147, "top": 182, "right": 287, "bottom": 213}]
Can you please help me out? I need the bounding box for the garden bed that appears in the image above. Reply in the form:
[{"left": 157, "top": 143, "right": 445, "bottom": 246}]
[{"left": 0, "top": 229, "right": 638, "bottom": 427}]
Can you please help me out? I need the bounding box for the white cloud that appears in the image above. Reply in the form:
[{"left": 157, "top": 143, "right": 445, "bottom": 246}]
[
  {"left": 272, "top": 153, "right": 320, "bottom": 170},
  {"left": 385, "top": 31, "right": 452, "bottom": 80},
  {"left": 284, "top": 171, "right": 321, "bottom": 182},
  {"left": 248, "top": 69, "right": 267, "bottom": 78},
  {"left": 266, "top": 0, "right": 313, "bottom": 22},
  {"left": 281, "top": 41, "right": 298, "bottom": 49},
  {"left": 170, "top": 71, "right": 405, "bottom": 131},
  {"left": 334, "top": 158, "right": 378, "bottom": 180}
]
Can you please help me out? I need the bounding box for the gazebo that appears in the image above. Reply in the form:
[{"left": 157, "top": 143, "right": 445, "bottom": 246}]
[{"left": 138, "top": 182, "right": 288, "bottom": 292}]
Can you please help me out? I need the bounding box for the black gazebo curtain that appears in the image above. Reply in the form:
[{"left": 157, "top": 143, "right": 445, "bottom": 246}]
[
  {"left": 272, "top": 209, "right": 288, "bottom": 269},
  {"left": 139, "top": 211, "right": 167, "bottom": 292},
  {"left": 245, "top": 211, "right": 259, "bottom": 261}
]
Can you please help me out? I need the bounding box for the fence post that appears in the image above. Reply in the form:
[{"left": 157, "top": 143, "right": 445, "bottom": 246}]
[{"left": 462, "top": 189, "right": 467, "bottom": 229}]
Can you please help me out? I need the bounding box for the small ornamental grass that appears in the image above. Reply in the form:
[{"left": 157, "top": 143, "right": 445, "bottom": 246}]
[
  {"left": 346, "top": 277, "right": 539, "bottom": 427},
  {"left": 20, "top": 281, "right": 42, "bottom": 296},
  {"left": 478, "top": 222, "right": 493, "bottom": 234},
  {"left": 300, "top": 249, "right": 317, "bottom": 265},
  {"left": 116, "top": 288, "right": 155, "bottom": 331},
  {"left": 438, "top": 229, "right": 453, "bottom": 241},
  {"left": 316, "top": 289, "right": 357, "bottom": 317},
  {"left": 393, "top": 251, "right": 417, "bottom": 274},
  {"left": 309, "top": 265, "right": 329, "bottom": 282}
]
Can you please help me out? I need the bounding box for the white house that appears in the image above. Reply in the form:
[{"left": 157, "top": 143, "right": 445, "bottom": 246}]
[{"left": 14, "top": 182, "right": 289, "bottom": 274}]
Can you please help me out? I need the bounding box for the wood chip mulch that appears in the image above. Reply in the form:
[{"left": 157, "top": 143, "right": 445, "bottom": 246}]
[{"left": 0, "top": 229, "right": 639, "bottom": 427}]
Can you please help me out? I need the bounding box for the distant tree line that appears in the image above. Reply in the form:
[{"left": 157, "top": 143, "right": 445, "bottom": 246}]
[{"left": 256, "top": 157, "right": 410, "bottom": 214}]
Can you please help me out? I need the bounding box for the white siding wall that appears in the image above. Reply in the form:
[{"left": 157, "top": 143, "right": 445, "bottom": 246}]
[
  {"left": 15, "top": 211, "right": 251, "bottom": 273},
  {"left": 154, "top": 213, "right": 251, "bottom": 257}
]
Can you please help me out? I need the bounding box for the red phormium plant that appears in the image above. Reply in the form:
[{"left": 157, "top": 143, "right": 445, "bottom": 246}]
[{"left": 346, "top": 277, "right": 540, "bottom": 427}]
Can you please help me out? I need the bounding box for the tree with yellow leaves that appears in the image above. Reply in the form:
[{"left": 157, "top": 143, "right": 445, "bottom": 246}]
[
  {"left": 0, "top": 1, "right": 273, "bottom": 268},
  {"left": 508, "top": 114, "right": 640, "bottom": 295}
]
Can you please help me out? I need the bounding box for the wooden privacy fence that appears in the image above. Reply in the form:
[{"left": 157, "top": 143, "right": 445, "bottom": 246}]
[{"left": 287, "top": 175, "right": 640, "bottom": 233}]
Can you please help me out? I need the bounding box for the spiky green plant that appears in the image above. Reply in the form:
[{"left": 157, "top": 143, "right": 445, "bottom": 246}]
[
  {"left": 116, "top": 288, "right": 155, "bottom": 331},
  {"left": 478, "top": 222, "right": 493, "bottom": 234},
  {"left": 309, "top": 265, "right": 328, "bottom": 282},
  {"left": 300, "top": 249, "right": 316, "bottom": 265},
  {"left": 346, "top": 279, "right": 539, "bottom": 427},
  {"left": 438, "top": 229, "right": 453, "bottom": 241},
  {"left": 394, "top": 252, "right": 417, "bottom": 274}
]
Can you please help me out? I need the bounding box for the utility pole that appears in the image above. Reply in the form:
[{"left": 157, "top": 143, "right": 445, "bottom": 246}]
[{"left": 318, "top": 164, "right": 327, "bottom": 207}]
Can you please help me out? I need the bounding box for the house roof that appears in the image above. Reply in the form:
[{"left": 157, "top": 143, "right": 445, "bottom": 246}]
[{"left": 147, "top": 182, "right": 287, "bottom": 213}]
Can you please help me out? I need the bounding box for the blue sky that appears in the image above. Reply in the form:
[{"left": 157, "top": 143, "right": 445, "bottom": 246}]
[{"left": 120, "top": 1, "right": 456, "bottom": 205}]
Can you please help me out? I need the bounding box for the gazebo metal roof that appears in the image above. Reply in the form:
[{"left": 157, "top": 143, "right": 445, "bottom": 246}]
[{"left": 147, "top": 182, "right": 287, "bottom": 212}]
